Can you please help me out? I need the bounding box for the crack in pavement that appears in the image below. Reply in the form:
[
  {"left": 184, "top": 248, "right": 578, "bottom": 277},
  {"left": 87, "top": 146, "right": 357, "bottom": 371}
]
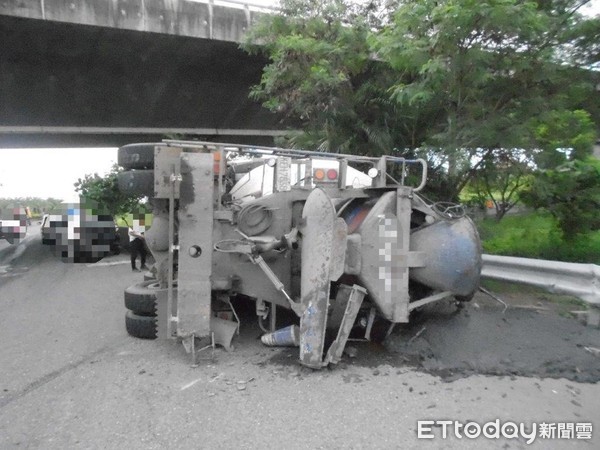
[{"left": 0, "top": 343, "right": 124, "bottom": 410}]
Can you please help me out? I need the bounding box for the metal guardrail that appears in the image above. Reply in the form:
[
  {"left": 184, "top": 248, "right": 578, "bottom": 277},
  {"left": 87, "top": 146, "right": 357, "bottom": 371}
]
[{"left": 481, "top": 254, "right": 600, "bottom": 306}]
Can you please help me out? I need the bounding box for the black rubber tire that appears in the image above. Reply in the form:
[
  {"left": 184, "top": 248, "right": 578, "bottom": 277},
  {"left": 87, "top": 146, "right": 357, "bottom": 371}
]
[
  {"left": 118, "top": 143, "right": 157, "bottom": 170},
  {"left": 124, "top": 280, "right": 160, "bottom": 315},
  {"left": 125, "top": 310, "right": 157, "bottom": 339},
  {"left": 117, "top": 170, "right": 154, "bottom": 197}
]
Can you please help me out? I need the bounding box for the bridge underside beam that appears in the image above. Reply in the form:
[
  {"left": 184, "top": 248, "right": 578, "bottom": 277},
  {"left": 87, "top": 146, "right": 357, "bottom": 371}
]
[
  {"left": 0, "top": 0, "right": 262, "bottom": 43},
  {"left": 0, "top": 15, "right": 286, "bottom": 148},
  {"left": 0, "top": 130, "right": 280, "bottom": 148}
]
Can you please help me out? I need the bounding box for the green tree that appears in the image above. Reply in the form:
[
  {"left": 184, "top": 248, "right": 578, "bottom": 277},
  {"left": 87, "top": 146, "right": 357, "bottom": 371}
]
[
  {"left": 532, "top": 109, "right": 596, "bottom": 167},
  {"left": 469, "top": 149, "right": 533, "bottom": 221},
  {"left": 74, "top": 164, "right": 143, "bottom": 224},
  {"left": 373, "top": 0, "right": 599, "bottom": 199},
  {"left": 244, "top": 0, "right": 428, "bottom": 156},
  {"left": 520, "top": 158, "right": 600, "bottom": 240},
  {"left": 0, "top": 197, "right": 62, "bottom": 215},
  {"left": 246, "top": 0, "right": 598, "bottom": 201},
  {"left": 564, "top": 16, "right": 600, "bottom": 70}
]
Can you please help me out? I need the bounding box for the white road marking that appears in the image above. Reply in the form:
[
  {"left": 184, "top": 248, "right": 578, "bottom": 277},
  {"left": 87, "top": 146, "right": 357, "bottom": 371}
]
[
  {"left": 86, "top": 260, "right": 130, "bottom": 268},
  {"left": 181, "top": 378, "right": 203, "bottom": 391}
]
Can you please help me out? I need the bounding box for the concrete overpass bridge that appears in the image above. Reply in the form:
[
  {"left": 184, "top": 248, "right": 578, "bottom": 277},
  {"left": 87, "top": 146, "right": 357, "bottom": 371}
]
[{"left": 0, "top": 0, "right": 285, "bottom": 147}]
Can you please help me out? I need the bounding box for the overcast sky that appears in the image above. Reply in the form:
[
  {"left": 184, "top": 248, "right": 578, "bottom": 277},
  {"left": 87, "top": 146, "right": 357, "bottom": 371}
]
[
  {"left": 584, "top": 0, "right": 600, "bottom": 14},
  {"left": 0, "top": 147, "right": 117, "bottom": 202},
  {"left": 0, "top": 0, "right": 597, "bottom": 202}
]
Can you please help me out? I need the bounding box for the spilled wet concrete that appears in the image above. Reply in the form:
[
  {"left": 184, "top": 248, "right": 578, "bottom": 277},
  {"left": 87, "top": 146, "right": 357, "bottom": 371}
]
[
  {"left": 268, "top": 295, "right": 600, "bottom": 383},
  {"left": 384, "top": 299, "right": 600, "bottom": 383}
]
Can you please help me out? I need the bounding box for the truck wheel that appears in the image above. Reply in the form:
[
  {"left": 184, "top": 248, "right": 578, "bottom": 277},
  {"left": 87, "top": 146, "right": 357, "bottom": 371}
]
[
  {"left": 125, "top": 311, "right": 157, "bottom": 339},
  {"left": 124, "top": 280, "right": 160, "bottom": 315},
  {"left": 117, "top": 170, "right": 154, "bottom": 197},
  {"left": 118, "top": 144, "right": 157, "bottom": 170}
]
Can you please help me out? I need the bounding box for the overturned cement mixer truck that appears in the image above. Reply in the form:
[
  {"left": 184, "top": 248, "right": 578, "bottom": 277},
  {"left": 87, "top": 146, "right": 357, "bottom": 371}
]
[{"left": 117, "top": 141, "right": 482, "bottom": 369}]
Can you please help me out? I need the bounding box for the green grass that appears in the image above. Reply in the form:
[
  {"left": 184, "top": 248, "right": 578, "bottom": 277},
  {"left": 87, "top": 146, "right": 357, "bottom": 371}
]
[
  {"left": 476, "top": 211, "right": 600, "bottom": 264},
  {"left": 480, "top": 279, "right": 544, "bottom": 294},
  {"left": 480, "top": 280, "right": 589, "bottom": 315}
]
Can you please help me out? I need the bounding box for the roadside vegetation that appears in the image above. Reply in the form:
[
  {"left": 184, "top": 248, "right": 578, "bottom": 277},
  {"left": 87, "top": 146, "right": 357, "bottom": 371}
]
[
  {"left": 468, "top": 156, "right": 600, "bottom": 262},
  {"left": 2, "top": 165, "right": 148, "bottom": 225},
  {"left": 74, "top": 164, "right": 148, "bottom": 226},
  {"left": 476, "top": 212, "right": 600, "bottom": 263},
  {"left": 115, "top": 214, "right": 153, "bottom": 228},
  {"left": 480, "top": 279, "right": 590, "bottom": 315},
  {"left": 0, "top": 197, "right": 62, "bottom": 218}
]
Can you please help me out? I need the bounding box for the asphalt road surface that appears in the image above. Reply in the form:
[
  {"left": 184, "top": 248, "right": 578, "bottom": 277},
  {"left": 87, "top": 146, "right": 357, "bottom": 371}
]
[{"left": 0, "top": 227, "right": 598, "bottom": 449}]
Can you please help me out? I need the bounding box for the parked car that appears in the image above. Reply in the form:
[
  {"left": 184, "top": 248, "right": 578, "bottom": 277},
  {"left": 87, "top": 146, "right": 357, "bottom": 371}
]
[
  {"left": 0, "top": 207, "right": 28, "bottom": 244},
  {"left": 41, "top": 203, "right": 120, "bottom": 262}
]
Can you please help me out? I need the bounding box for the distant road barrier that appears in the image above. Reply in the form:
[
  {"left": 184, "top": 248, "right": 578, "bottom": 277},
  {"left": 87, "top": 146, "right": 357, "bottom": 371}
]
[{"left": 481, "top": 254, "right": 600, "bottom": 307}]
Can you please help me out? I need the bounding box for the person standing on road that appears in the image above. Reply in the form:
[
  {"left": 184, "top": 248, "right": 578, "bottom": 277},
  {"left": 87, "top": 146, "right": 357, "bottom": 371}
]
[
  {"left": 24, "top": 206, "right": 32, "bottom": 226},
  {"left": 129, "top": 216, "right": 148, "bottom": 272}
]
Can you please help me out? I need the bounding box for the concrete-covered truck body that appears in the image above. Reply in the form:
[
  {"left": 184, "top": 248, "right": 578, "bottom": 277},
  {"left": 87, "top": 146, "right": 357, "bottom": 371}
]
[{"left": 118, "top": 141, "right": 482, "bottom": 368}]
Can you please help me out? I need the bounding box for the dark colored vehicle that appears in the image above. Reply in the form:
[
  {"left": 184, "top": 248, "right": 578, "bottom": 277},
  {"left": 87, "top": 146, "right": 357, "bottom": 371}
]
[
  {"left": 41, "top": 204, "right": 120, "bottom": 263},
  {"left": 0, "top": 207, "right": 28, "bottom": 244}
]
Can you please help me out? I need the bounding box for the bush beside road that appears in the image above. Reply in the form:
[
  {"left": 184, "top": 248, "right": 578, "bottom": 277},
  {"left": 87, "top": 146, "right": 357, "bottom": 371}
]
[{"left": 477, "top": 212, "right": 600, "bottom": 264}]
